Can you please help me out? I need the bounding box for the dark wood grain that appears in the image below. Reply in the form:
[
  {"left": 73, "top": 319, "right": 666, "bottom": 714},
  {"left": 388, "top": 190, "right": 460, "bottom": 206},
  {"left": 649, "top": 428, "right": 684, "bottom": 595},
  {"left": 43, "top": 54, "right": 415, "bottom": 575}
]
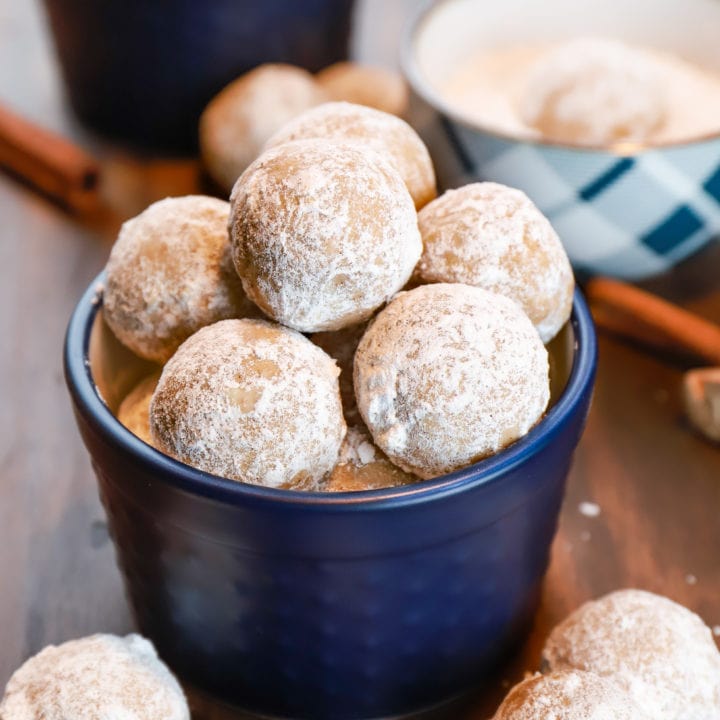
[{"left": 1, "top": 2, "right": 719, "bottom": 719}]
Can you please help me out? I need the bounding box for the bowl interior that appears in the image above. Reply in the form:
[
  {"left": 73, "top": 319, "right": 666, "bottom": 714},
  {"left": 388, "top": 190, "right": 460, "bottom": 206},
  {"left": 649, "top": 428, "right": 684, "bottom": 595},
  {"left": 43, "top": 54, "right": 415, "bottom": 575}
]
[
  {"left": 88, "top": 308, "right": 161, "bottom": 413},
  {"left": 414, "top": 0, "right": 720, "bottom": 95}
]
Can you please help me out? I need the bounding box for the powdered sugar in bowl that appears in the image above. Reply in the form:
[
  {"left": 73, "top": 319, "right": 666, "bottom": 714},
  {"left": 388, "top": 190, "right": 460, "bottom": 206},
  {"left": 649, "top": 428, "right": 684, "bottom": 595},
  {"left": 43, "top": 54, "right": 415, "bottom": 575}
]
[{"left": 403, "top": 0, "right": 720, "bottom": 280}]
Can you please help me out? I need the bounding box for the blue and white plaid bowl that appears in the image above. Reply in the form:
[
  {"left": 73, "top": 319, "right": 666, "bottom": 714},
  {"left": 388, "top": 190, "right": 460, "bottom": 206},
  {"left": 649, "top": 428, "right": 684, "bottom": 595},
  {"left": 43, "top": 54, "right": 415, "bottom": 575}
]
[{"left": 403, "top": 0, "right": 720, "bottom": 280}]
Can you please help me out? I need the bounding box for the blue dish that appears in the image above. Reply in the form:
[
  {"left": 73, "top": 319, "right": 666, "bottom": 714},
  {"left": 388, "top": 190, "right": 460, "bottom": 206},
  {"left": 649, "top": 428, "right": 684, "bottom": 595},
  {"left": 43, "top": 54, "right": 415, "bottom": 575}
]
[{"left": 64, "top": 273, "right": 597, "bottom": 719}]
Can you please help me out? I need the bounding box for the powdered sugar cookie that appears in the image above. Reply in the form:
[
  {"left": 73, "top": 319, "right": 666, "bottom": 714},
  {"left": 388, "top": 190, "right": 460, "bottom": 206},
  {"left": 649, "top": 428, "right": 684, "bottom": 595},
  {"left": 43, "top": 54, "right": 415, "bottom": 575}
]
[
  {"left": 199, "top": 64, "right": 327, "bottom": 192},
  {"left": 0, "top": 634, "right": 188, "bottom": 720},
  {"left": 542, "top": 589, "right": 720, "bottom": 719},
  {"left": 150, "top": 319, "right": 345, "bottom": 488},
  {"left": 104, "top": 196, "right": 255, "bottom": 363},
  {"left": 493, "top": 670, "right": 649, "bottom": 720},
  {"left": 520, "top": 38, "right": 666, "bottom": 146},
  {"left": 354, "top": 283, "right": 549, "bottom": 479},
  {"left": 264, "top": 102, "right": 435, "bottom": 209},
  {"left": 229, "top": 139, "right": 421, "bottom": 332},
  {"left": 416, "top": 182, "right": 573, "bottom": 342}
]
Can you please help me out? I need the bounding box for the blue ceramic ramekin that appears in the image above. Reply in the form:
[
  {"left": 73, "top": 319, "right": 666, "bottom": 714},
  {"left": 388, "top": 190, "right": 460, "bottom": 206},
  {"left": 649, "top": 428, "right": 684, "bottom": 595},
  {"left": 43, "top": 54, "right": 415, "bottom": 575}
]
[
  {"left": 64, "top": 274, "right": 596, "bottom": 720},
  {"left": 403, "top": 0, "right": 720, "bottom": 281}
]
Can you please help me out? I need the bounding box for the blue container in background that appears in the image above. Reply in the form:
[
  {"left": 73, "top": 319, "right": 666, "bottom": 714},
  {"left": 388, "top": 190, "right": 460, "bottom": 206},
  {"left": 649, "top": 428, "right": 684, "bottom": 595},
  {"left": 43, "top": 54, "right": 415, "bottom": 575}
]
[
  {"left": 42, "top": 0, "right": 355, "bottom": 152},
  {"left": 64, "top": 274, "right": 597, "bottom": 719}
]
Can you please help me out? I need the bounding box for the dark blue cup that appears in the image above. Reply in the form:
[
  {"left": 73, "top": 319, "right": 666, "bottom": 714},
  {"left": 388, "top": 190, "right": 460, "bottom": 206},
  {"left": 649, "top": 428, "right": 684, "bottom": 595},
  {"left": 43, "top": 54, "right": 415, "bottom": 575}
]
[
  {"left": 42, "top": 0, "right": 355, "bottom": 152},
  {"left": 64, "top": 274, "right": 596, "bottom": 719}
]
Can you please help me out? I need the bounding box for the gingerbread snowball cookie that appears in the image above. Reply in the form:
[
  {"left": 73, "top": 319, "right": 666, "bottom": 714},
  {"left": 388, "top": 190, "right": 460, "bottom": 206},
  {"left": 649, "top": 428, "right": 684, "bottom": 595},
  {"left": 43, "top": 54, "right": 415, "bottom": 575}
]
[
  {"left": 150, "top": 319, "right": 345, "bottom": 489},
  {"left": 229, "top": 139, "right": 421, "bottom": 333},
  {"left": 492, "top": 670, "right": 650, "bottom": 720},
  {"left": 354, "top": 283, "right": 549, "bottom": 479},
  {"left": 542, "top": 589, "right": 720, "bottom": 720},
  {"left": 103, "top": 196, "right": 255, "bottom": 363},
  {"left": 264, "top": 101, "right": 436, "bottom": 209},
  {"left": 520, "top": 38, "right": 666, "bottom": 146},
  {"left": 0, "top": 634, "right": 188, "bottom": 720},
  {"left": 316, "top": 62, "right": 409, "bottom": 117},
  {"left": 416, "top": 182, "right": 574, "bottom": 343},
  {"left": 199, "top": 64, "right": 327, "bottom": 192}
]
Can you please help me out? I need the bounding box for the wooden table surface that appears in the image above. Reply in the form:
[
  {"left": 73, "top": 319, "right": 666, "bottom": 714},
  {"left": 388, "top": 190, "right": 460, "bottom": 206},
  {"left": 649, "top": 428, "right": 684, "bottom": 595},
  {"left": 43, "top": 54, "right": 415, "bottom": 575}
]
[{"left": 1, "top": 2, "right": 719, "bottom": 718}]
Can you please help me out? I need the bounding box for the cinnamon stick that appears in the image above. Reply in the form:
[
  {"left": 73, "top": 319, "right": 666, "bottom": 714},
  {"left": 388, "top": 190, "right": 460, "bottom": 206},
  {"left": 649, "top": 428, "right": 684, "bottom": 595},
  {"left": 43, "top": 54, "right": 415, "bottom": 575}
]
[
  {"left": 0, "top": 103, "right": 100, "bottom": 210},
  {"left": 585, "top": 277, "right": 720, "bottom": 366}
]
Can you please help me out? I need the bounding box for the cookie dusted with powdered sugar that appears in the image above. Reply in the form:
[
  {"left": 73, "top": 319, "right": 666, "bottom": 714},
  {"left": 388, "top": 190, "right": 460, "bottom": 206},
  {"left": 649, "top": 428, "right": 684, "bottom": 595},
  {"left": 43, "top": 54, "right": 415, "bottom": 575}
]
[
  {"left": 150, "top": 319, "right": 345, "bottom": 489},
  {"left": 354, "top": 283, "right": 549, "bottom": 479},
  {"left": 199, "top": 64, "right": 327, "bottom": 192},
  {"left": 315, "top": 63, "right": 409, "bottom": 118},
  {"left": 492, "top": 671, "right": 650, "bottom": 720},
  {"left": 542, "top": 589, "right": 720, "bottom": 720},
  {"left": 519, "top": 37, "right": 666, "bottom": 146},
  {"left": 229, "top": 139, "right": 422, "bottom": 333},
  {"left": 0, "top": 634, "right": 188, "bottom": 720},
  {"left": 416, "top": 182, "right": 573, "bottom": 343},
  {"left": 104, "top": 196, "right": 257, "bottom": 363},
  {"left": 264, "top": 102, "right": 436, "bottom": 209}
]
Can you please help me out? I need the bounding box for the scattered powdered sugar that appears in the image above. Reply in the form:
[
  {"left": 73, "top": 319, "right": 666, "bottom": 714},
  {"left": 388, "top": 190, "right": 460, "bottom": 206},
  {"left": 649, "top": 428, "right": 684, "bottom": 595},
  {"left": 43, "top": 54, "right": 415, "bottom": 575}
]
[
  {"left": 416, "top": 182, "right": 574, "bottom": 343},
  {"left": 324, "top": 424, "right": 418, "bottom": 492},
  {"left": 579, "top": 501, "right": 601, "bottom": 518},
  {"left": 338, "top": 425, "right": 379, "bottom": 466},
  {"left": 103, "top": 195, "right": 257, "bottom": 363},
  {"left": 150, "top": 318, "right": 345, "bottom": 488},
  {"left": 199, "top": 64, "right": 327, "bottom": 192},
  {"left": 713, "top": 626, "right": 720, "bottom": 638},
  {"left": 686, "top": 573, "right": 699, "bottom": 586},
  {"left": 356, "top": 439, "right": 377, "bottom": 465},
  {"left": 0, "top": 634, "right": 189, "bottom": 720},
  {"left": 542, "top": 589, "right": 720, "bottom": 719},
  {"left": 264, "top": 101, "right": 436, "bottom": 209},
  {"left": 492, "top": 670, "right": 650, "bottom": 719},
  {"left": 354, "top": 283, "right": 549, "bottom": 479},
  {"left": 229, "top": 139, "right": 422, "bottom": 333}
]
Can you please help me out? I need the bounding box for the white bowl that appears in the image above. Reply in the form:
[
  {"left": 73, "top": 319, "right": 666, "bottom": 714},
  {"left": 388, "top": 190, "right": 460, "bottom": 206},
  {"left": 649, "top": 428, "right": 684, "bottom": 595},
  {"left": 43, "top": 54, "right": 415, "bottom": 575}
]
[{"left": 403, "top": 0, "right": 720, "bottom": 280}]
